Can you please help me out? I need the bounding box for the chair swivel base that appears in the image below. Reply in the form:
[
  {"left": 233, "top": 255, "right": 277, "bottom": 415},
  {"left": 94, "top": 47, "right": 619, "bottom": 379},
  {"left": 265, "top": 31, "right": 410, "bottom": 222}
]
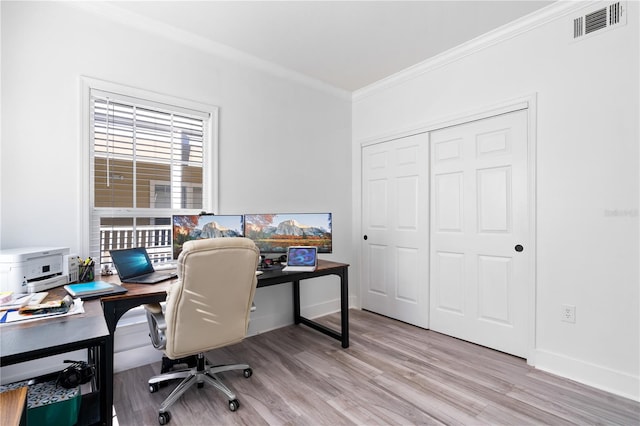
[
  {"left": 148, "top": 353, "right": 253, "bottom": 425},
  {"left": 160, "top": 355, "right": 198, "bottom": 374}
]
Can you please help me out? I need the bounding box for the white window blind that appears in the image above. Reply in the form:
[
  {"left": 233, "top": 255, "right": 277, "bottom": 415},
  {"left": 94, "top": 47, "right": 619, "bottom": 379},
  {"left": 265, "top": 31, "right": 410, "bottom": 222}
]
[{"left": 89, "top": 88, "right": 214, "bottom": 270}]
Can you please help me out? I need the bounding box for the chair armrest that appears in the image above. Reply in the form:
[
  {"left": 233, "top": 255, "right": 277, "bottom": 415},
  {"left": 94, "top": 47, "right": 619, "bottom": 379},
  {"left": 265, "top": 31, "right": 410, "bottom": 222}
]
[
  {"left": 143, "top": 303, "right": 167, "bottom": 350},
  {"left": 144, "top": 302, "right": 163, "bottom": 315}
]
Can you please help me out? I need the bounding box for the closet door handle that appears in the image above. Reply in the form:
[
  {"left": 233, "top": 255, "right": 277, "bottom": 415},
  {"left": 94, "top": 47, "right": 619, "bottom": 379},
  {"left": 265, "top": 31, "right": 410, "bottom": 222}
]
[
  {"left": 363, "top": 235, "right": 368, "bottom": 241},
  {"left": 515, "top": 244, "right": 524, "bottom": 252}
]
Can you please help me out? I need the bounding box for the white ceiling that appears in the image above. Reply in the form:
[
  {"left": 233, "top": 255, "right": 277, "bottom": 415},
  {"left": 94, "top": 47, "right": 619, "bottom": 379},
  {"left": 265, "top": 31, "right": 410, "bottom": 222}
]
[{"left": 112, "top": 1, "right": 554, "bottom": 92}]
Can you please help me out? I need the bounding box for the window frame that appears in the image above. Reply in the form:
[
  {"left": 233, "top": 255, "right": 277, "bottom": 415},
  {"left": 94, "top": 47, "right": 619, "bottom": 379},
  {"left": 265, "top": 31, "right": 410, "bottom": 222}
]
[
  {"left": 149, "top": 180, "right": 203, "bottom": 209},
  {"left": 80, "top": 77, "right": 219, "bottom": 267}
]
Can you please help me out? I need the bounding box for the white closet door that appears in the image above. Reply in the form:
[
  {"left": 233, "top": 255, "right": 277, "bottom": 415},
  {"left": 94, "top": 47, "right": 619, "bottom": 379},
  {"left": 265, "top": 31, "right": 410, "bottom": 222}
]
[
  {"left": 361, "top": 133, "right": 429, "bottom": 328},
  {"left": 430, "top": 110, "right": 530, "bottom": 358}
]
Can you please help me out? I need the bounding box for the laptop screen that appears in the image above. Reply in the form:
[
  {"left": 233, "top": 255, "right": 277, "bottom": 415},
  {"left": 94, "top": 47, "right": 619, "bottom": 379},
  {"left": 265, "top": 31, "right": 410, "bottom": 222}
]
[
  {"left": 287, "top": 247, "right": 318, "bottom": 267},
  {"left": 110, "top": 248, "right": 155, "bottom": 279}
]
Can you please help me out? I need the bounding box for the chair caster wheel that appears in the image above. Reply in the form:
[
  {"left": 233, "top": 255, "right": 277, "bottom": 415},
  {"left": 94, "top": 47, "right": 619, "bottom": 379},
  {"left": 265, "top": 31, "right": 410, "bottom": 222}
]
[
  {"left": 243, "top": 368, "right": 253, "bottom": 378},
  {"left": 229, "top": 399, "right": 240, "bottom": 411},
  {"left": 158, "top": 411, "right": 171, "bottom": 425},
  {"left": 149, "top": 383, "right": 160, "bottom": 393}
]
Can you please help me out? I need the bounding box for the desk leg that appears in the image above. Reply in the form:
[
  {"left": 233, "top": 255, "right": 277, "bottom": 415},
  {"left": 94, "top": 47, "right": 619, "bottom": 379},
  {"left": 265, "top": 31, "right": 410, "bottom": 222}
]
[
  {"left": 99, "top": 339, "right": 111, "bottom": 426},
  {"left": 291, "top": 268, "right": 349, "bottom": 348},
  {"left": 293, "top": 280, "right": 301, "bottom": 324},
  {"left": 103, "top": 333, "right": 114, "bottom": 426},
  {"left": 102, "top": 303, "right": 118, "bottom": 426},
  {"left": 340, "top": 268, "right": 349, "bottom": 348},
  {"left": 87, "top": 343, "right": 110, "bottom": 426}
]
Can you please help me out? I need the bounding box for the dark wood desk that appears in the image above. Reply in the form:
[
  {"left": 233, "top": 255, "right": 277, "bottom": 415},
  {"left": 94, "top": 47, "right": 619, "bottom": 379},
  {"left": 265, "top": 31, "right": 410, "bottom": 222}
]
[
  {"left": 99, "top": 259, "right": 349, "bottom": 423},
  {"left": 0, "top": 300, "right": 110, "bottom": 426}
]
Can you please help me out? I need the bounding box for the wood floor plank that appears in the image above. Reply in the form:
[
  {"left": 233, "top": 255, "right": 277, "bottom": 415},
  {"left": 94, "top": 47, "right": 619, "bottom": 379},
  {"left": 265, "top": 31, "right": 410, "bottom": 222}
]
[{"left": 113, "top": 309, "right": 640, "bottom": 425}]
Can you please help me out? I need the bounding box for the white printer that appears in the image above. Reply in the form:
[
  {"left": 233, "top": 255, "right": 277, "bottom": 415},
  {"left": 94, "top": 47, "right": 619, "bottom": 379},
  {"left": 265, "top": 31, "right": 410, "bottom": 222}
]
[{"left": 0, "top": 247, "right": 76, "bottom": 294}]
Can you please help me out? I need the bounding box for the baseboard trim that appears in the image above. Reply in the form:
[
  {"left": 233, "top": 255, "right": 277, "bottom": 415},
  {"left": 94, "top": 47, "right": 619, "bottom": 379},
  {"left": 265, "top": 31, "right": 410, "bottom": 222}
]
[
  {"left": 533, "top": 349, "right": 639, "bottom": 402},
  {"left": 113, "top": 297, "right": 350, "bottom": 373},
  {"left": 115, "top": 344, "right": 163, "bottom": 373}
]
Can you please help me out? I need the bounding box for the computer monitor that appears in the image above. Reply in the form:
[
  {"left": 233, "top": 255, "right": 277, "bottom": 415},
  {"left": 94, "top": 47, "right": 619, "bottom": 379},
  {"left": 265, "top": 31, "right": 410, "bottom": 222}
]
[
  {"left": 243, "top": 213, "right": 332, "bottom": 254},
  {"left": 172, "top": 214, "right": 244, "bottom": 259}
]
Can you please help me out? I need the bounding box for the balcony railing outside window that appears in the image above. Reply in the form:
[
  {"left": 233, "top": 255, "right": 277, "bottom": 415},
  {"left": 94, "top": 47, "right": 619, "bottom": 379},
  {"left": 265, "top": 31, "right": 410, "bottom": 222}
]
[{"left": 100, "top": 225, "right": 173, "bottom": 270}]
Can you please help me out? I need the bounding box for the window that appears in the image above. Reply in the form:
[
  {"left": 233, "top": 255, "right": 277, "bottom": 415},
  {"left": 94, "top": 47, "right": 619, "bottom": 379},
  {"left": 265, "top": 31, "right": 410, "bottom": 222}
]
[
  {"left": 149, "top": 180, "right": 203, "bottom": 209},
  {"left": 83, "top": 79, "right": 218, "bottom": 270}
]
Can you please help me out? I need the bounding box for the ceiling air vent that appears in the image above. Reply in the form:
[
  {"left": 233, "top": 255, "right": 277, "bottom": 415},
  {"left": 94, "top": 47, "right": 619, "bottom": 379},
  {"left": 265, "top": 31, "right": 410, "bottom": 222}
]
[
  {"left": 585, "top": 7, "right": 607, "bottom": 34},
  {"left": 573, "top": 1, "right": 626, "bottom": 40}
]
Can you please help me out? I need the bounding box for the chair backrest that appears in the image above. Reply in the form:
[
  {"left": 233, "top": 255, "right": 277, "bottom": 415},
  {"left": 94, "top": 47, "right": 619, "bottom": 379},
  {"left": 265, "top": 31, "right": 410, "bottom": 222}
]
[{"left": 163, "top": 237, "right": 260, "bottom": 359}]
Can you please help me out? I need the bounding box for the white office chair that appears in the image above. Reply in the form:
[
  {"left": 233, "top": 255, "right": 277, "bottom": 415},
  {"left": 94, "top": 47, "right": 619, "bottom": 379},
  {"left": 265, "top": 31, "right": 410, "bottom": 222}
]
[{"left": 143, "top": 237, "right": 260, "bottom": 425}]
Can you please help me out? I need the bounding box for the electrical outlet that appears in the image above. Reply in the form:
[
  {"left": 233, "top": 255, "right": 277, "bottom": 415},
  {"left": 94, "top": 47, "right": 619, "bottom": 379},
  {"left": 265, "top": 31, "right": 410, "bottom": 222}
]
[{"left": 561, "top": 304, "right": 576, "bottom": 323}]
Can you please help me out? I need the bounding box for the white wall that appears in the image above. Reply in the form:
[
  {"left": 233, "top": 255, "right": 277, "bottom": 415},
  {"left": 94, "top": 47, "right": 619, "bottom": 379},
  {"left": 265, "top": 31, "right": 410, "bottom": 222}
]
[
  {"left": 0, "top": 1, "right": 351, "bottom": 377},
  {"left": 353, "top": 2, "right": 639, "bottom": 400}
]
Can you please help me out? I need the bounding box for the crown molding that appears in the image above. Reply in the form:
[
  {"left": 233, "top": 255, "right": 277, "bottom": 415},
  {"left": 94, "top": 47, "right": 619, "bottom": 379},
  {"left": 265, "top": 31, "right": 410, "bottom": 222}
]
[
  {"left": 67, "top": 2, "right": 352, "bottom": 100},
  {"left": 353, "top": 1, "right": 588, "bottom": 102}
]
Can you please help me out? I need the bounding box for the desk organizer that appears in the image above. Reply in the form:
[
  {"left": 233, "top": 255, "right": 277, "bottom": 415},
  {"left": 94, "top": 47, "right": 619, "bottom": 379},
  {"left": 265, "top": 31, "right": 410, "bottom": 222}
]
[
  {"left": 79, "top": 264, "right": 95, "bottom": 282},
  {"left": 0, "top": 379, "right": 80, "bottom": 426}
]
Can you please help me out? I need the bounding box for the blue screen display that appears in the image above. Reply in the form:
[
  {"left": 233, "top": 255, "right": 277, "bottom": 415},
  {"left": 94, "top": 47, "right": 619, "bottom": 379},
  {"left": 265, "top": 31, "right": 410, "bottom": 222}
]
[{"left": 287, "top": 247, "right": 317, "bottom": 266}]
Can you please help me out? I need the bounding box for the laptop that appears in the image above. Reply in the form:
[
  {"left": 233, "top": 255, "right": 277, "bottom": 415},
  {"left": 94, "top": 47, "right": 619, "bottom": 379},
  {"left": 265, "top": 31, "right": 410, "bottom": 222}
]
[
  {"left": 110, "top": 247, "right": 177, "bottom": 284},
  {"left": 282, "top": 246, "right": 318, "bottom": 272}
]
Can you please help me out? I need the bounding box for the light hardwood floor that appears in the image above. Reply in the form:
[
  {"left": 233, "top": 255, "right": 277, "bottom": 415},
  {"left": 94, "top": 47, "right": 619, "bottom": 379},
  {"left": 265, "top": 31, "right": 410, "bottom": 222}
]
[{"left": 113, "top": 309, "right": 640, "bottom": 425}]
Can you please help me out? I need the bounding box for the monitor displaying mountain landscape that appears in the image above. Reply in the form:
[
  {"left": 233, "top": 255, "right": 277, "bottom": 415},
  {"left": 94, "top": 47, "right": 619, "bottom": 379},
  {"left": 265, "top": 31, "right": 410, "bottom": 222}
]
[
  {"left": 244, "top": 213, "right": 332, "bottom": 254},
  {"left": 172, "top": 214, "right": 244, "bottom": 259}
]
